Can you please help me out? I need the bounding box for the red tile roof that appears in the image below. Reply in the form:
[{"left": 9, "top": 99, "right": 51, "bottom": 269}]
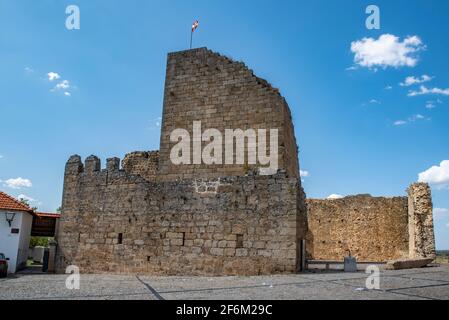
[
  {"left": 0, "top": 191, "right": 33, "bottom": 213},
  {"left": 35, "top": 212, "right": 61, "bottom": 219}
]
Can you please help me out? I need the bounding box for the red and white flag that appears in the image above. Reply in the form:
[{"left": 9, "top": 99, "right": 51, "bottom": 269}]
[{"left": 192, "top": 20, "right": 199, "bottom": 32}]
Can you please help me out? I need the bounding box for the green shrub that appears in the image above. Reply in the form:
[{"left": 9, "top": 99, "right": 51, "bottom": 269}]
[{"left": 29, "top": 237, "right": 51, "bottom": 248}]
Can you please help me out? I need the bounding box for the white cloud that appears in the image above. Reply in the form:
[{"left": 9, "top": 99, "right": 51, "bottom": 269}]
[
  {"left": 24, "top": 67, "right": 34, "bottom": 73},
  {"left": 408, "top": 86, "right": 449, "bottom": 97},
  {"left": 385, "top": 85, "right": 393, "bottom": 90},
  {"left": 300, "top": 170, "right": 310, "bottom": 178},
  {"left": 52, "top": 80, "right": 72, "bottom": 96},
  {"left": 426, "top": 99, "right": 443, "bottom": 109},
  {"left": 0, "top": 155, "right": 3, "bottom": 159},
  {"left": 400, "top": 75, "right": 433, "bottom": 87},
  {"left": 3, "top": 177, "right": 33, "bottom": 189},
  {"left": 47, "top": 72, "right": 61, "bottom": 81},
  {"left": 418, "top": 160, "right": 449, "bottom": 189},
  {"left": 328, "top": 194, "right": 344, "bottom": 200},
  {"left": 350, "top": 34, "right": 424, "bottom": 69},
  {"left": 55, "top": 80, "right": 70, "bottom": 90},
  {"left": 412, "top": 114, "right": 425, "bottom": 120},
  {"left": 46, "top": 72, "right": 74, "bottom": 96},
  {"left": 362, "top": 99, "right": 381, "bottom": 107},
  {"left": 434, "top": 208, "right": 449, "bottom": 220},
  {"left": 394, "top": 114, "right": 428, "bottom": 126},
  {"left": 394, "top": 120, "right": 407, "bottom": 126}
]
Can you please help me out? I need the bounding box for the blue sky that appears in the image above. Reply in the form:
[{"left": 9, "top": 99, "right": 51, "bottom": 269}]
[{"left": 0, "top": 0, "right": 448, "bottom": 249}]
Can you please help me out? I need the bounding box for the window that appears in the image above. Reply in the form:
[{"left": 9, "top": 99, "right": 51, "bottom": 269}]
[
  {"left": 236, "top": 234, "right": 244, "bottom": 249},
  {"left": 118, "top": 233, "right": 123, "bottom": 244}
]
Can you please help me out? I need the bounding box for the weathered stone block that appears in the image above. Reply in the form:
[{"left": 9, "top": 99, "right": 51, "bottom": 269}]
[
  {"left": 386, "top": 258, "right": 434, "bottom": 270},
  {"left": 170, "top": 239, "right": 183, "bottom": 246},
  {"left": 210, "top": 248, "right": 224, "bottom": 256},
  {"left": 224, "top": 248, "right": 236, "bottom": 256}
]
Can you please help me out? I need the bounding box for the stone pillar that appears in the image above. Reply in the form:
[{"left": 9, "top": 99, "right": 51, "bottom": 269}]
[
  {"left": 47, "top": 239, "right": 57, "bottom": 273},
  {"left": 407, "top": 183, "right": 436, "bottom": 259}
]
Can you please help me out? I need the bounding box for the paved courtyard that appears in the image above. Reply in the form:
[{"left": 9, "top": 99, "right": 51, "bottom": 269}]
[{"left": 1, "top": 266, "right": 448, "bottom": 300}]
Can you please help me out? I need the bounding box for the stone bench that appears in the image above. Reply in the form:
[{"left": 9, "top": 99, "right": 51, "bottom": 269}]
[{"left": 306, "top": 260, "right": 383, "bottom": 271}]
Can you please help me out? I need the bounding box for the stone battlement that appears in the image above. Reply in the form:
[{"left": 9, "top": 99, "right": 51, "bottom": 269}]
[
  {"left": 57, "top": 155, "right": 307, "bottom": 275},
  {"left": 65, "top": 151, "right": 160, "bottom": 181}
]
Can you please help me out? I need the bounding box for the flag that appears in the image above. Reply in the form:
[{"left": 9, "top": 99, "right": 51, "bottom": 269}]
[{"left": 192, "top": 20, "right": 199, "bottom": 32}]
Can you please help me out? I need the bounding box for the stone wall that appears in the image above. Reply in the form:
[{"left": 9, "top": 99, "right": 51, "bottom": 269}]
[
  {"left": 56, "top": 155, "right": 305, "bottom": 275},
  {"left": 306, "top": 195, "right": 409, "bottom": 262},
  {"left": 408, "top": 183, "right": 436, "bottom": 259},
  {"left": 306, "top": 186, "right": 436, "bottom": 262},
  {"left": 122, "top": 151, "right": 159, "bottom": 181},
  {"left": 158, "top": 48, "right": 300, "bottom": 180}
]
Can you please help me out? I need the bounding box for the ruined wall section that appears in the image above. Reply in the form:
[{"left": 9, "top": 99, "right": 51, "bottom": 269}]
[
  {"left": 280, "top": 98, "right": 299, "bottom": 180},
  {"left": 56, "top": 155, "right": 303, "bottom": 276},
  {"left": 158, "top": 48, "right": 300, "bottom": 181},
  {"left": 306, "top": 195, "right": 410, "bottom": 262},
  {"left": 407, "top": 183, "right": 435, "bottom": 259},
  {"left": 122, "top": 151, "right": 159, "bottom": 181}
]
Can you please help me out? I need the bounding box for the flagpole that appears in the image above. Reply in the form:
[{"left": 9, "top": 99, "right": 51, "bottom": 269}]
[{"left": 190, "top": 29, "right": 193, "bottom": 49}]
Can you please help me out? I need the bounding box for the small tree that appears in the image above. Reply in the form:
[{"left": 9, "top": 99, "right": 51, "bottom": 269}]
[{"left": 19, "top": 198, "right": 37, "bottom": 211}]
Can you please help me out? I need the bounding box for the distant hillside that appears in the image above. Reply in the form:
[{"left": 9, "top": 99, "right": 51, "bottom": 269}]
[{"left": 436, "top": 251, "right": 449, "bottom": 264}]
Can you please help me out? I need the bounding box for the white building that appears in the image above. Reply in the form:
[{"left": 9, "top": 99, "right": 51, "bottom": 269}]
[{"left": 0, "top": 191, "right": 34, "bottom": 273}]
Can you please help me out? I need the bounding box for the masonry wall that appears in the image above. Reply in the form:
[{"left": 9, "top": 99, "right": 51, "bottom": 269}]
[
  {"left": 306, "top": 186, "right": 436, "bottom": 262},
  {"left": 122, "top": 151, "right": 159, "bottom": 181},
  {"left": 306, "top": 195, "right": 410, "bottom": 262},
  {"left": 158, "top": 48, "right": 300, "bottom": 180},
  {"left": 56, "top": 155, "right": 305, "bottom": 275}
]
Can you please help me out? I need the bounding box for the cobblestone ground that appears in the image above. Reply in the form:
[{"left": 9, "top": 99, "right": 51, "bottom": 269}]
[{"left": 1, "top": 266, "right": 448, "bottom": 300}]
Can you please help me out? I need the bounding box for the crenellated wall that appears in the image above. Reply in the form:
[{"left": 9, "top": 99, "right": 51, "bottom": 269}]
[
  {"left": 55, "top": 48, "right": 308, "bottom": 276},
  {"left": 56, "top": 155, "right": 306, "bottom": 275}
]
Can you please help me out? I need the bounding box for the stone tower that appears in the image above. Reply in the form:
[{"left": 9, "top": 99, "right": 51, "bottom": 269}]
[{"left": 158, "top": 48, "right": 300, "bottom": 180}]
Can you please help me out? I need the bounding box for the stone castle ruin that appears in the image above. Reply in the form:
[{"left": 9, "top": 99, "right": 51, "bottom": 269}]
[{"left": 55, "top": 48, "right": 435, "bottom": 275}]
